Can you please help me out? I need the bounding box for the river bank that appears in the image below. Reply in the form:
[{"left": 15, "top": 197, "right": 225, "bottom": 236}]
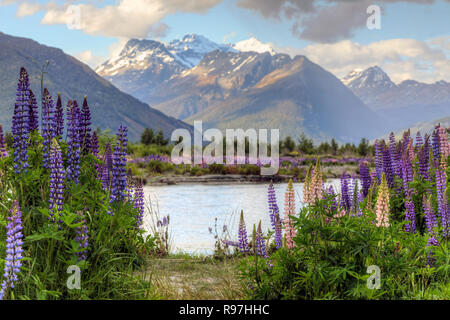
[{"left": 142, "top": 164, "right": 358, "bottom": 186}]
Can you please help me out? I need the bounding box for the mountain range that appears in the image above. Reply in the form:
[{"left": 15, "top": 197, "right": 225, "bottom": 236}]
[
  {"left": 342, "top": 66, "right": 450, "bottom": 130},
  {"left": 0, "top": 32, "right": 191, "bottom": 141},
  {"left": 97, "top": 35, "right": 385, "bottom": 143}
]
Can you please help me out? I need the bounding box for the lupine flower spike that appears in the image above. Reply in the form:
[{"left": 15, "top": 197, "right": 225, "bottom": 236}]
[
  {"left": 308, "top": 158, "right": 323, "bottom": 204},
  {"left": 255, "top": 221, "right": 267, "bottom": 258},
  {"left": 423, "top": 195, "right": 437, "bottom": 235},
  {"left": 284, "top": 178, "right": 297, "bottom": 249},
  {"left": 12, "top": 67, "right": 31, "bottom": 174},
  {"left": 66, "top": 100, "right": 81, "bottom": 184},
  {"left": 435, "top": 164, "right": 449, "bottom": 238},
  {"left": 404, "top": 193, "right": 416, "bottom": 233},
  {"left": 340, "top": 171, "right": 351, "bottom": 211},
  {"left": 375, "top": 173, "right": 390, "bottom": 228},
  {"left": 238, "top": 210, "right": 249, "bottom": 253},
  {"left": 360, "top": 161, "right": 371, "bottom": 198},
  {"left": 134, "top": 181, "right": 145, "bottom": 228},
  {"left": 0, "top": 201, "right": 24, "bottom": 300},
  {"left": 49, "top": 139, "right": 65, "bottom": 223},
  {"left": 75, "top": 211, "right": 89, "bottom": 262},
  {"left": 55, "top": 93, "right": 64, "bottom": 137},
  {"left": 80, "top": 96, "right": 92, "bottom": 154},
  {"left": 110, "top": 125, "right": 128, "bottom": 204},
  {"left": 267, "top": 181, "right": 282, "bottom": 248},
  {"left": 0, "top": 124, "right": 8, "bottom": 158},
  {"left": 28, "top": 89, "right": 39, "bottom": 132},
  {"left": 41, "top": 88, "right": 56, "bottom": 168},
  {"left": 303, "top": 165, "right": 312, "bottom": 205}
]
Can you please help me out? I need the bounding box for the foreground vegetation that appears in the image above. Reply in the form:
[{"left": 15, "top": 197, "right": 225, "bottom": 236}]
[
  {"left": 0, "top": 67, "right": 448, "bottom": 300},
  {"left": 226, "top": 126, "right": 449, "bottom": 299}
]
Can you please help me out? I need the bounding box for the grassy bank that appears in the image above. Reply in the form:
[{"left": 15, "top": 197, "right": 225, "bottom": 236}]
[{"left": 141, "top": 254, "right": 245, "bottom": 300}]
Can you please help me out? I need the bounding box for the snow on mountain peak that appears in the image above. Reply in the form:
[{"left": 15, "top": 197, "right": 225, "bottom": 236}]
[
  {"left": 233, "top": 37, "right": 276, "bottom": 55},
  {"left": 341, "top": 66, "right": 396, "bottom": 89}
]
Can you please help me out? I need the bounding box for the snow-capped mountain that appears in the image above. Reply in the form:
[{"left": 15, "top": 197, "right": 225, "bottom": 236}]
[
  {"left": 232, "top": 37, "right": 276, "bottom": 55},
  {"left": 167, "top": 33, "right": 235, "bottom": 68},
  {"left": 342, "top": 66, "right": 450, "bottom": 130},
  {"left": 142, "top": 50, "right": 384, "bottom": 142},
  {"left": 95, "top": 34, "right": 278, "bottom": 101},
  {"left": 95, "top": 39, "right": 186, "bottom": 100},
  {"left": 341, "top": 66, "right": 396, "bottom": 89}
]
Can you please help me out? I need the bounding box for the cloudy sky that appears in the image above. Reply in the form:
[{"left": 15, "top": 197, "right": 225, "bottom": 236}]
[{"left": 1, "top": 0, "right": 449, "bottom": 83}]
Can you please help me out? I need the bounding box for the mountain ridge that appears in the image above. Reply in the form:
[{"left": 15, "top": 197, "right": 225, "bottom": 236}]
[
  {"left": 0, "top": 31, "right": 192, "bottom": 142},
  {"left": 341, "top": 66, "right": 450, "bottom": 131}
]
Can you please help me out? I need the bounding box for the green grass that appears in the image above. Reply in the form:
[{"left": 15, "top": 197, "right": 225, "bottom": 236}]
[{"left": 141, "top": 255, "right": 246, "bottom": 300}]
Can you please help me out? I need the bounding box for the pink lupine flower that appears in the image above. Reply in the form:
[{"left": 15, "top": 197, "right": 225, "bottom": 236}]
[
  {"left": 437, "top": 124, "right": 449, "bottom": 159},
  {"left": 303, "top": 165, "right": 312, "bottom": 205},
  {"left": 308, "top": 159, "right": 323, "bottom": 204},
  {"left": 375, "top": 173, "right": 390, "bottom": 228},
  {"left": 284, "top": 178, "right": 297, "bottom": 249}
]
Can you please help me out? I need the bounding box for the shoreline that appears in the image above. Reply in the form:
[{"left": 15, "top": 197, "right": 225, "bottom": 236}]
[{"left": 142, "top": 165, "right": 357, "bottom": 186}]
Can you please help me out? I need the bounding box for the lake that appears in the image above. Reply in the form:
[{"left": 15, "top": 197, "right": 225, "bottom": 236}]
[{"left": 143, "top": 179, "right": 341, "bottom": 255}]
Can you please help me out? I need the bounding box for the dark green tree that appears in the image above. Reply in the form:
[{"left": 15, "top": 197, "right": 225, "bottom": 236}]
[
  {"left": 298, "top": 133, "right": 314, "bottom": 155},
  {"left": 140, "top": 128, "right": 155, "bottom": 145},
  {"left": 357, "top": 138, "right": 369, "bottom": 156}
]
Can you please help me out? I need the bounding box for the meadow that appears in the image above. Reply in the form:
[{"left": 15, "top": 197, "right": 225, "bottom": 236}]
[{"left": 0, "top": 67, "right": 448, "bottom": 300}]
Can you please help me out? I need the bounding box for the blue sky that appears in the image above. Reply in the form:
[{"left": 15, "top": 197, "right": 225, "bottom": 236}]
[{"left": 1, "top": 0, "right": 449, "bottom": 82}]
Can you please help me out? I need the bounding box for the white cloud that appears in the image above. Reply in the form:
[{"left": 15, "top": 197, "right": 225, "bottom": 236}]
[
  {"left": 275, "top": 37, "right": 450, "bottom": 83},
  {"left": 40, "top": 0, "right": 222, "bottom": 39},
  {"left": 222, "top": 31, "right": 236, "bottom": 44},
  {"left": 73, "top": 50, "right": 105, "bottom": 69},
  {"left": 73, "top": 37, "right": 130, "bottom": 69},
  {"left": 15, "top": 2, "right": 42, "bottom": 18}
]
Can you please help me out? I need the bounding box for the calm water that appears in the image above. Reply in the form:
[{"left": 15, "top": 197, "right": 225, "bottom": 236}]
[{"left": 143, "top": 180, "right": 341, "bottom": 255}]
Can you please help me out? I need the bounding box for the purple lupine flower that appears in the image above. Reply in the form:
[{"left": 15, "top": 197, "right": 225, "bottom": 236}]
[
  {"left": 105, "top": 142, "right": 113, "bottom": 172},
  {"left": 134, "top": 181, "right": 145, "bottom": 228},
  {"left": 340, "top": 171, "right": 351, "bottom": 211},
  {"left": 90, "top": 131, "right": 99, "bottom": 156},
  {"left": 351, "top": 175, "right": 360, "bottom": 215},
  {"left": 28, "top": 89, "right": 39, "bottom": 132},
  {"left": 41, "top": 88, "right": 56, "bottom": 168},
  {"left": 90, "top": 131, "right": 101, "bottom": 178},
  {"left": 238, "top": 211, "right": 249, "bottom": 253},
  {"left": 256, "top": 222, "right": 267, "bottom": 258},
  {"left": 326, "top": 185, "right": 338, "bottom": 212},
  {"left": 426, "top": 237, "right": 440, "bottom": 266},
  {"left": 12, "top": 67, "right": 31, "bottom": 174},
  {"left": 374, "top": 139, "right": 383, "bottom": 184},
  {"left": 431, "top": 129, "right": 440, "bottom": 165},
  {"left": 66, "top": 100, "right": 81, "bottom": 184},
  {"left": 404, "top": 193, "right": 416, "bottom": 233},
  {"left": 360, "top": 161, "right": 371, "bottom": 197},
  {"left": 110, "top": 125, "right": 128, "bottom": 204},
  {"left": 436, "top": 166, "right": 449, "bottom": 238},
  {"left": 267, "top": 182, "right": 282, "bottom": 249},
  {"left": 75, "top": 211, "right": 89, "bottom": 262},
  {"left": 415, "top": 131, "right": 423, "bottom": 149},
  {"left": 401, "top": 155, "right": 413, "bottom": 195},
  {"left": 423, "top": 195, "right": 437, "bottom": 235},
  {"left": 418, "top": 136, "right": 430, "bottom": 181},
  {"left": 0, "top": 125, "right": 8, "bottom": 158},
  {"left": 382, "top": 144, "right": 394, "bottom": 188},
  {"left": 55, "top": 93, "right": 64, "bottom": 137},
  {"left": 49, "top": 139, "right": 65, "bottom": 224},
  {"left": 0, "top": 201, "right": 24, "bottom": 300},
  {"left": 100, "top": 143, "right": 113, "bottom": 190},
  {"left": 389, "top": 132, "right": 401, "bottom": 178},
  {"left": 403, "top": 130, "right": 411, "bottom": 154},
  {"left": 80, "top": 96, "right": 92, "bottom": 154}
]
